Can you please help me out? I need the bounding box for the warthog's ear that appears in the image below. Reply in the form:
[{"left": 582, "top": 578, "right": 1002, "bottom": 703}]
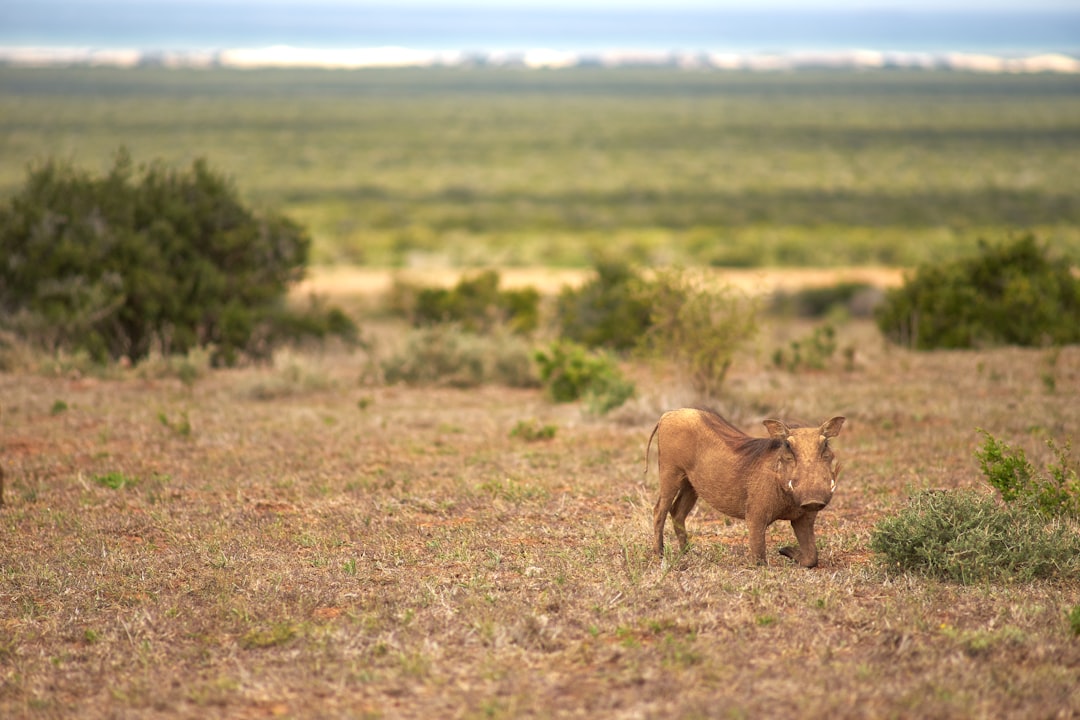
[
  {"left": 763, "top": 419, "right": 789, "bottom": 439},
  {"left": 820, "top": 417, "right": 846, "bottom": 438}
]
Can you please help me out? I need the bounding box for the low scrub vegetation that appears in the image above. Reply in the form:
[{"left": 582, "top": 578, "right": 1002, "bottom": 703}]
[
  {"left": 382, "top": 262, "right": 756, "bottom": 409},
  {"left": 870, "top": 489, "right": 1080, "bottom": 583},
  {"left": 876, "top": 235, "right": 1080, "bottom": 349},
  {"left": 394, "top": 269, "right": 539, "bottom": 335},
  {"left": 382, "top": 326, "right": 537, "bottom": 389},
  {"left": 871, "top": 431, "right": 1080, "bottom": 583},
  {"left": 555, "top": 262, "right": 757, "bottom": 398}
]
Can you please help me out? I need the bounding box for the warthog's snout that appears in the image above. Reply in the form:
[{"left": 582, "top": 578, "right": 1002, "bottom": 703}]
[{"left": 800, "top": 500, "right": 827, "bottom": 512}]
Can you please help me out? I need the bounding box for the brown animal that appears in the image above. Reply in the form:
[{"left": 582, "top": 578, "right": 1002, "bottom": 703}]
[{"left": 647, "top": 408, "right": 845, "bottom": 568}]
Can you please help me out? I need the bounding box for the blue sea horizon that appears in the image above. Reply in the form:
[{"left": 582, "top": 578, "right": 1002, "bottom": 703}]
[{"left": 2, "top": 3, "right": 1079, "bottom": 55}]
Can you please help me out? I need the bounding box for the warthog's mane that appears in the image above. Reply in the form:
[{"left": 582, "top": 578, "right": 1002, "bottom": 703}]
[{"left": 695, "top": 407, "right": 786, "bottom": 463}]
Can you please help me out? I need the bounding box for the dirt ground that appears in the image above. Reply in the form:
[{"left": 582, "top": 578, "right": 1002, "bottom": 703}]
[{"left": 2, "top": 296, "right": 1079, "bottom": 718}]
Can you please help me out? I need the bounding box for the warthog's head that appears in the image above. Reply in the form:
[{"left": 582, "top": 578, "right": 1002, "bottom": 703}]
[{"left": 763, "top": 417, "right": 845, "bottom": 512}]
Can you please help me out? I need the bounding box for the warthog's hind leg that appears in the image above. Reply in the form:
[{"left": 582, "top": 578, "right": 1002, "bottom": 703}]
[
  {"left": 670, "top": 482, "right": 698, "bottom": 552},
  {"left": 653, "top": 473, "right": 690, "bottom": 558}
]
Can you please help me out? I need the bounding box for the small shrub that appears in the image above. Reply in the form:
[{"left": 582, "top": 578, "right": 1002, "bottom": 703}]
[
  {"left": 875, "top": 235, "right": 1080, "bottom": 349},
  {"left": 554, "top": 260, "right": 652, "bottom": 351},
  {"left": 636, "top": 268, "right": 758, "bottom": 398},
  {"left": 382, "top": 326, "right": 537, "bottom": 389},
  {"left": 772, "top": 323, "right": 838, "bottom": 372},
  {"left": 533, "top": 340, "right": 634, "bottom": 414},
  {"left": 870, "top": 489, "right": 1080, "bottom": 583},
  {"left": 976, "top": 430, "right": 1080, "bottom": 519}
]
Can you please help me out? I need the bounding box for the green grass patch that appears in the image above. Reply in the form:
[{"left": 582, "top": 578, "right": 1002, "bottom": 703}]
[{"left": 93, "top": 471, "right": 138, "bottom": 490}]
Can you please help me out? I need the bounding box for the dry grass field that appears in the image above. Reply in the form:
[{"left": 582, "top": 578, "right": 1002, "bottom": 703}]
[{"left": 2, "top": 284, "right": 1079, "bottom": 718}]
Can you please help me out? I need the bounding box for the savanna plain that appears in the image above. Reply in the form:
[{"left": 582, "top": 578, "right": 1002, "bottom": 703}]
[{"left": 2, "top": 67, "right": 1080, "bottom": 718}]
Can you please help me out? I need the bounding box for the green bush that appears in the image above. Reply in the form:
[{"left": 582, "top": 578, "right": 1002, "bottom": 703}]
[
  {"left": 555, "top": 260, "right": 652, "bottom": 351},
  {"left": 875, "top": 235, "right": 1080, "bottom": 349},
  {"left": 407, "top": 270, "right": 539, "bottom": 335},
  {"left": 0, "top": 150, "right": 353, "bottom": 365},
  {"left": 870, "top": 489, "right": 1080, "bottom": 583},
  {"left": 636, "top": 268, "right": 757, "bottom": 398},
  {"left": 976, "top": 430, "right": 1080, "bottom": 519},
  {"left": 533, "top": 341, "right": 634, "bottom": 415},
  {"left": 382, "top": 326, "right": 537, "bottom": 389},
  {"left": 872, "top": 429, "right": 1080, "bottom": 583}
]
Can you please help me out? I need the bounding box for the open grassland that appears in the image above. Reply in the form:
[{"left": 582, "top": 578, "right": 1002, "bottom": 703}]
[
  {"left": 2, "top": 66, "right": 1079, "bottom": 267},
  {"left": 2, "top": 315, "right": 1079, "bottom": 718}
]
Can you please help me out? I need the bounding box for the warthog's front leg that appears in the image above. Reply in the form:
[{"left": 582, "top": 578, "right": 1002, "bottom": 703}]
[
  {"left": 746, "top": 515, "right": 768, "bottom": 565},
  {"left": 779, "top": 512, "right": 819, "bottom": 568}
]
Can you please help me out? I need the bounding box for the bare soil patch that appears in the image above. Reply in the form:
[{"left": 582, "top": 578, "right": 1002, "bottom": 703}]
[
  {"left": 2, "top": 321, "right": 1078, "bottom": 718},
  {"left": 294, "top": 265, "right": 905, "bottom": 299}
]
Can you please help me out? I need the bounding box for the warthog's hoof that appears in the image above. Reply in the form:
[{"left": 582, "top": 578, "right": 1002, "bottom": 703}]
[{"left": 779, "top": 546, "right": 818, "bottom": 568}]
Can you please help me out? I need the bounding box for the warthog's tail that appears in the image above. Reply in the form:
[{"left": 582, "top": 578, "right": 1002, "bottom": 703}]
[{"left": 644, "top": 422, "right": 660, "bottom": 476}]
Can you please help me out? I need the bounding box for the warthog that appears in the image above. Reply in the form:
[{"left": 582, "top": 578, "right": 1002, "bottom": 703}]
[{"left": 647, "top": 408, "right": 845, "bottom": 568}]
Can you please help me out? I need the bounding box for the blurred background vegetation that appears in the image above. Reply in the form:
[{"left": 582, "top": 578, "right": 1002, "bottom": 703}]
[{"left": 2, "top": 66, "right": 1078, "bottom": 268}]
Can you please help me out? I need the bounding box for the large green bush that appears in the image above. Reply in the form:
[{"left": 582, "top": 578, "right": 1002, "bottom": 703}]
[
  {"left": 0, "top": 151, "right": 350, "bottom": 365},
  {"left": 875, "top": 235, "right": 1080, "bottom": 349}
]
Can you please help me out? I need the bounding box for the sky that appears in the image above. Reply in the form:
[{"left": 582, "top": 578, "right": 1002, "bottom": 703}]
[
  {"left": 26, "top": 0, "right": 1080, "bottom": 8},
  {"left": 3, "top": 0, "right": 1077, "bottom": 55}
]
